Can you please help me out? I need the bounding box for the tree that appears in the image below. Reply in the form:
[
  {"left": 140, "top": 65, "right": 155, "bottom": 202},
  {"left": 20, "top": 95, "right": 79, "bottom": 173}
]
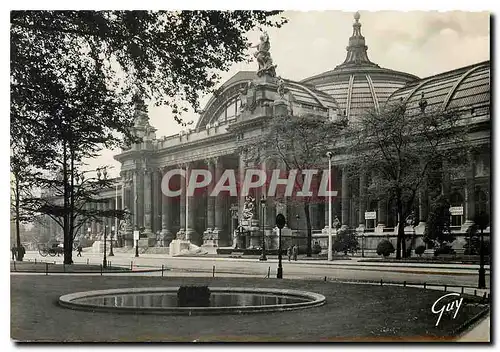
[
  {"left": 376, "top": 240, "right": 395, "bottom": 257},
  {"left": 11, "top": 10, "right": 287, "bottom": 264},
  {"left": 248, "top": 114, "right": 347, "bottom": 256},
  {"left": 345, "top": 101, "right": 469, "bottom": 259},
  {"left": 423, "top": 195, "right": 455, "bottom": 250},
  {"left": 332, "top": 228, "right": 360, "bottom": 255}
]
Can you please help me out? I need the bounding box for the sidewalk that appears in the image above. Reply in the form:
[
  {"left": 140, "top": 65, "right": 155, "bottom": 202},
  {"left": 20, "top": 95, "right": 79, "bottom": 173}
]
[
  {"left": 457, "top": 313, "right": 490, "bottom": 342},
  {"left": 25, "top": 250, "right": 490, "bottom": 272}
]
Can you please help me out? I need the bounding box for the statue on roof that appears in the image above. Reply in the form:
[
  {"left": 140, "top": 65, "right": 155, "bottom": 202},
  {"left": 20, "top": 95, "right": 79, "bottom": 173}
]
[
  {"left": 276, "top": 76, "right": 286, "bottom": 99},
  {"left": 250, "top": 32, "right": 277, "bottom": 78}
]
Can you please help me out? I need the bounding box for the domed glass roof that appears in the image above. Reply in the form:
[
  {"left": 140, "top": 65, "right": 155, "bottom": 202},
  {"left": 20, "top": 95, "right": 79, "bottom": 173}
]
[{"left": 301, "top": 12, "right": 419, "bottom": 120}]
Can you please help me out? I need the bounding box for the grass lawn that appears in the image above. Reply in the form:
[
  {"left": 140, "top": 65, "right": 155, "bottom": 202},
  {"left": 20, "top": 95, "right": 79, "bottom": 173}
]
[
  {"left": 10, "top": 262, "right": 130, "bottom": 273},
  {"left": 11, "top": 275, "right": 488, "bottom": 342}
]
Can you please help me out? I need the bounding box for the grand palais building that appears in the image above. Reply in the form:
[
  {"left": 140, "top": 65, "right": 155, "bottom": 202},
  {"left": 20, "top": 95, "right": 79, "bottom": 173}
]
[{"left": 43, "top": 13, "right": 490, "bottom": 256}]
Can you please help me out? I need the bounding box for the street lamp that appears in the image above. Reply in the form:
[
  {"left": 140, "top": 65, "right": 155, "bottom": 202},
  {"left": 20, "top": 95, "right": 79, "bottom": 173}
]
[
  {"left": 475, "top": 212, "right": 489, "bottom": 289},
  {"left": 276, "top": 214, "right": 286, "bottom": 279},
  {"left": 326, "top": 151, "right": 333, "bottom": 261},
  {"left": 102, "top": 225, "right": 107, "bottom": 269},
  {"left": 259, "top": 195, "right": 267, "bottom": 261}
]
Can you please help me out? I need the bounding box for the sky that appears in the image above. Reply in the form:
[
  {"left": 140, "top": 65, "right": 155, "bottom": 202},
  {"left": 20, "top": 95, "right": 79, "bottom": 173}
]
[{"left": 85, "top": 10, "right": 490, "bottom": 178}]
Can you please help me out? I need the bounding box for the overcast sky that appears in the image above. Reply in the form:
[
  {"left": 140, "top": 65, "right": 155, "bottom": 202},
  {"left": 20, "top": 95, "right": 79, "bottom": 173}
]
[{"left": 88, "top": 10, "right": 490, "bottom": 178}]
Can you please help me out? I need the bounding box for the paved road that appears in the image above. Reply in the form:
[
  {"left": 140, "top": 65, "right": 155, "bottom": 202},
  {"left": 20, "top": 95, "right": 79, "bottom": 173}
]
[{"left": 21, "top": 250, "right": 490, "bottom": 289}]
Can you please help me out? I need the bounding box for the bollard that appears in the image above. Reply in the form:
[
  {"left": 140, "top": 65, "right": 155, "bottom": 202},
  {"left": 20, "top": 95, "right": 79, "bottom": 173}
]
[
  {"left": 87, "top": 258, "right": 89, "bottom": 265},
  {"left": 45, "top": 263, "right": 48, "bottom": 276},
  {"left": 444, "top": 285, "right": 447, "bottom": 292},
  {"left": 131, "top": 261, "right": 133, "bottom": 271},
  {"left": 403, "top": 281, "right": 406, "bottom": 287},
  {"left": 161, "top": 264, "right": 164, "bottom": 277},
  {"left": 474, "top": 289, "right": 477, "bottom": 296},
  {"left": 380, "top": 279, "right": 383, "bottom": 286},
  {"left": 13, "top": 261, "right": 16, "bottom": 272},
  {"left": 100, "top": 264, "right": 103, "bottom": 276},
  {"left": 324, "top": 276, "right": 327, "bottom": 282},
  {"left": 267, "top": 266, "right": 270, "bottom": 278},
  {"left": 35, "top": 259, "right": 37, "bottom": 264},
  {"left": 424, "top": 282, "right": 427, "bottom": 289},
  {"left": 212, "top": 265, "right": 215, "bottom": 278},
  {"left": 461, "top": 287, "right": 464, "bottom": 294}
]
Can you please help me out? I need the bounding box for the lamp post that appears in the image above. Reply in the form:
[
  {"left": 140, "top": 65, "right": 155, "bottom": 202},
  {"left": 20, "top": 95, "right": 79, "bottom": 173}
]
[
  {"left": 259, "top": 196, "right": 267, "bottom": 261},
  {"left": 102, "top": 225, "right": 107, "bottom": 269},
  {"left": 276, "top": 214, "right": 286, "bottom": 279},
  {"left": 475, "top": 212, "right": 489, "bottom": 289},
  {"left": 326, "top": 151, "right": 333, "bottom": 261}
]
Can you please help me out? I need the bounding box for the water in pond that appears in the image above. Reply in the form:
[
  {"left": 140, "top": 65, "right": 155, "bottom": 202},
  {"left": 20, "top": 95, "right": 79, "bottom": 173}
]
[{"left": 73, "top": 292, "right": 309, "bottom": 308}]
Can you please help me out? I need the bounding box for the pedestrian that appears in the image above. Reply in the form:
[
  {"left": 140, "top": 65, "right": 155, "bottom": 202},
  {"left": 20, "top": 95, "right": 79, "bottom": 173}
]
[
  {"left": 292, "top": 245, "right": 298, "bottom": 261},
  {"left": 11, "top": 246, "right": 16, "bottom": 261},
  {"left": 287, "top": 246, "right": 292, "bottom": 261},
  {"left": 77, "top": 245, "right": 83, "bottom": 257}
]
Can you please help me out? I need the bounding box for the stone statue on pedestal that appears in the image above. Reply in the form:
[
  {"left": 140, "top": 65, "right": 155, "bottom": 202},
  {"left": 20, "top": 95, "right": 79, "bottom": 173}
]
[
  {"left": 242, "top": 195, "right": 256, "bottom": 221},
  {"left": 250, "top": 32, "right": 277, "bottom": 78}
]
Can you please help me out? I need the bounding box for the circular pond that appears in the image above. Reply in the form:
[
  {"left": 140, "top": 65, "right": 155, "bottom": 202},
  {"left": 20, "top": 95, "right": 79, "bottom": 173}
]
[{"left": 59, "top": 287, "right": 326, "bottom": 315}]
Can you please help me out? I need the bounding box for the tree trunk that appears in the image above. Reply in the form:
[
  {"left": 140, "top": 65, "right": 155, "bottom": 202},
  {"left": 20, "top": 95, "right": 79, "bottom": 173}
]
[
  {"left": 15, "top": 176, "right": 23, "bottom": 261},
  {"left": 62, "top": 140, "right": 73, "bottom": 265},
  {"left": 396, "top": 200, "right": 403, "bottom": 259},
  {"left": 304, "top": 202, "right": 312, "bottom": 257}
]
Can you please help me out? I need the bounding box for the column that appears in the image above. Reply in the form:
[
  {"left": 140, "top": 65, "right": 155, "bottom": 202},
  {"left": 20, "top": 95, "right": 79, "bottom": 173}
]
[
  {"left": 108, "top": 198, "right": 114, "bottom": 241},
  {"left": 152, "top": 169, "right": 161, "bottom": 234},
  {"left": 133, "top": 171, "right": 139, "bottom": 229},
  {"left": 213, "top": 157, "right": 224, "bottom": 234},
  {"left": 376, "top": 198, "right": 387, "bottom": 231},
  {"left": 358, "top": 171, "right": 367, "bottom": 229},
  {"left": 143, "top": 169, "right": 152, "bottom": 234},
  {"left": 91, "top": 202, "right": 97, "bottom": 235},
  {"left": 418, "top": 189, "right": 429, "bottom": 225},
  {"left": 186, "top": 163, "right": 197, "bottom": 241},
  {"left": 97, "top": 201, "right": 103, "bottom": 234},
  {"left": 206, "top": 159, "right": 215, "bottom": 231},
  {"left": 177, "top": 164, "right": 186, "bottom": 239},
  {"left": 341, "top": 166, "right": 349, "bottom": 228},
  {"left": 463, "top": 152, "right": 476, "bottom": 229},
  {"left": 160, "top": 167, "right": 173, "bottom": 246}
]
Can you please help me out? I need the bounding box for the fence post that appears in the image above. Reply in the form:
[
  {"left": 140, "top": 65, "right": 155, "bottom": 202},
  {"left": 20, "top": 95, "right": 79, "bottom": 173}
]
[
  {"left": 161, "top": 264, "right": 164, "bottom": 277},
  {"left": 267, "top": 266, "right": 270, "bottom": 278},
  {"left": 100, "top": 264, "right": 103, "bottom": 276},
  {"left": 212, "top": 265, "right": 215, "bottom": 278},
  {"left": 45, "top": 263, "right": 48, "bottom": 276},
  {"left": 35, "top": 258, "right": 36, "bottom": 264}
]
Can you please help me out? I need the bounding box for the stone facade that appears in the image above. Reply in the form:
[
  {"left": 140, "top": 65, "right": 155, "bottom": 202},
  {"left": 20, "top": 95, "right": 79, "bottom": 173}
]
[{"left": 42, "top": 13, "right": 491, "bottom": 256}]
